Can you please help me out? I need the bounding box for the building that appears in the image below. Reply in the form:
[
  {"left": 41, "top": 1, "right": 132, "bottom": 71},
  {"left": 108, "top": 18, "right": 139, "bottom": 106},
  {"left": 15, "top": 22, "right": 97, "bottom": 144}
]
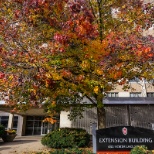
[
  {"left": 0, "top": 79, "right": 154, "bottom": 135},
  {"left": 0, "top": 104, "right": 59, "bottom": 136},
  {"left": 60, "top": 80, "right": 154, "bottom": 134}
]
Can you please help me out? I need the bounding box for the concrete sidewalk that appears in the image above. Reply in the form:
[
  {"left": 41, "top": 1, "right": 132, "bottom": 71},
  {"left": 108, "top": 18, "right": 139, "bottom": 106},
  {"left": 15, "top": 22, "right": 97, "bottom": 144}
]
[{"left": 0, "top": 136, "right": 50, "bottom": 154}]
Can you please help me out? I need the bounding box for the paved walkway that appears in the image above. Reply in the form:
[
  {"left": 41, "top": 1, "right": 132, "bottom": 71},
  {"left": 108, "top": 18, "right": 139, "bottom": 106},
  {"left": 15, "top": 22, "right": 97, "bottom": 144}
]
[{"left": 0, "top": 136, "right": 50, "bottom": 154}]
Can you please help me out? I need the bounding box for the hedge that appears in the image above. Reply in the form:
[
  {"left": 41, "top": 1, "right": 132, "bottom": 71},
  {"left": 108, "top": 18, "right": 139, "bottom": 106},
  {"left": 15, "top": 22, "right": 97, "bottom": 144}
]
[{"left": 41, "top": 128, "right": 90, "bottom": 148}]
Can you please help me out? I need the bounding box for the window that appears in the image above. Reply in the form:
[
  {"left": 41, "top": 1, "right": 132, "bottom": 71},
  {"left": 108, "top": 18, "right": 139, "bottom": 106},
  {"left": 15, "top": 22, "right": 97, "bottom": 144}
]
[
  {"left": 130, "top": 92, "right": 141, "bottom": 97},
  {"left": 129, "top": 78, "right": 140, "bottom": 82},
  {"left": 25, "top": 116, "right": 44, "bottom": 135},
  {"left": 0, "top": 116, "right": 9, "bottom": 128},
  {"left": 147, "top": 93, "right": 154, "bottom": 97},
  {"left": 13, "top": 116, "right": 18, "bottom": 131},
  {"left": 107, "top": 92, "right": 119, "bottom": 97},
  {"left": 0, "top": 116, "right": 18, "bottom": 130}
]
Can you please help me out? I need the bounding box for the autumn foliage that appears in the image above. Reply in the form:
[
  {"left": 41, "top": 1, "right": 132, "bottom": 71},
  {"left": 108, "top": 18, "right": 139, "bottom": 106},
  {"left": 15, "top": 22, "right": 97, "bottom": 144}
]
[{"left": 0, "top": 0, "right": 154, "bottom": 128}]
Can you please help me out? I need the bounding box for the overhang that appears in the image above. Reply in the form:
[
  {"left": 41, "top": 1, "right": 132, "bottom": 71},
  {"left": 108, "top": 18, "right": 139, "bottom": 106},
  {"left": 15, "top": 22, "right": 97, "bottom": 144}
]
[
  {"left": 103, "top": 97, "right": 154, "bottom": 105},
  {"left": 0, "top": 105, "right": 47, "bottom": 116}
]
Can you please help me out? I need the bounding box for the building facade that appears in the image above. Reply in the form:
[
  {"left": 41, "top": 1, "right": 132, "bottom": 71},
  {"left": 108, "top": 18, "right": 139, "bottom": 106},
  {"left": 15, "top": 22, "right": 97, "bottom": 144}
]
[
  {"left": 60, "top": 80, "right": 154, "bottom": 134},
  {"left": 0, "top": 108, "right": 59, "bottom": 136},
  {"left": 0, "top": 78, "right": 154, "bottom": 136},
  {"left": 0, "top": 80, "right": 154, "bottom": 136}
]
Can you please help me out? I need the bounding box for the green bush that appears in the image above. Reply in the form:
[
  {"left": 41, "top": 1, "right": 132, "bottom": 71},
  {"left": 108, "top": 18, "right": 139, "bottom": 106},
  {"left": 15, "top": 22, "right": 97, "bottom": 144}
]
[
  {"left": 41, "top": 128, "right": 90, "bottom": 149},
  {"left": 0, "top": 125, "right": 5, "bottom": 137},
  {"left": 130, "top": 145, "right": 152, "bottom": 154}
]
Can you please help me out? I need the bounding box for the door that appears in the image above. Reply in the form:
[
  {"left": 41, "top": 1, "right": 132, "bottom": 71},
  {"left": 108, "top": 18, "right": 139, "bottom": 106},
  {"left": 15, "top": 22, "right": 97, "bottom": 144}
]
[
  {"left": 33, "top": 120, "right": 42, "bottom": 135},
  {"left": 41, "top": 122, "right": 49, "bottom": 135},
  {"left": 25, "top": 116, "right": 44, "bottom": 135}
]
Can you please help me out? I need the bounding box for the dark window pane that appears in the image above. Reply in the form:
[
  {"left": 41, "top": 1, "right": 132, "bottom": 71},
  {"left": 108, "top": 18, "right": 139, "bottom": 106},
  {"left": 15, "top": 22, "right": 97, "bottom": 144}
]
[
  {"left": 13, "top": 116, "right": 18, "bottom": 128},
  {"left": 130, "top": 93, "right": 141, "bottom": 97},
  {"left": 26, "top": 121, "right": 33, "bottom": 127},
  {"left": 1, "top": 116, "right": 9, "bottom": 120},
  {"left": 147, "top": 93, "right": 154, "bottom": 97},
  {"left": 35, "top": 116, "right": 43, "bottom": 120},
  {"left": 13, "top": 121, "right": 18, "bottom": 128},
  {"left": 107, "top": 93, "right": 118, "bottom": 97},
  {"left": 25, "top": 127, "right": 33, "bottom": 135},
  {"left": 26, "top": 116, "right": 34, "bottom": 121},
  {"left": 13, "top": 116, "right": 18, "bottom": 121},
  {"left": 34, "top": 127, "right": 41, "bottom": 135},
  {"left": 34, "top": 121, "right": 41, "bottom": 127},
  {"left": 0, "top": 116, "right": 9, "bottom": 128}
]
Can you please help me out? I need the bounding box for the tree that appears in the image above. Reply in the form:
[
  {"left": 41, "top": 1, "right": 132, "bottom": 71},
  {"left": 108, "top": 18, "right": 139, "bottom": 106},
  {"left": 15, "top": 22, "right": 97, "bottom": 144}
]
[{"left": 0, "top": 0, "right": 153, "bottom": 128}]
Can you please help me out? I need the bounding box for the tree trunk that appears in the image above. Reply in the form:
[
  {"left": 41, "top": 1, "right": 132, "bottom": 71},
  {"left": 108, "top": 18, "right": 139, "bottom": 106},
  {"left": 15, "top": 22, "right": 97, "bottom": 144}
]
[{"left": 97, "top": 107, "right": 106, "bottom": 129}]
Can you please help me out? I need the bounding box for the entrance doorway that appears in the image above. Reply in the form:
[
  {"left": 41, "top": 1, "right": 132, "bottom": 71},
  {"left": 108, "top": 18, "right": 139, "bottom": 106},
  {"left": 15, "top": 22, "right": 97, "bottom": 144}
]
[
  {"left": 41, "top": 122, "right": 49, "bottom": 135},
  {"left": 25, "top": 116, "right": 43, "bottom": 135},
  {"left": 25, "top": 116, "right": 59, "bottom": 135}
]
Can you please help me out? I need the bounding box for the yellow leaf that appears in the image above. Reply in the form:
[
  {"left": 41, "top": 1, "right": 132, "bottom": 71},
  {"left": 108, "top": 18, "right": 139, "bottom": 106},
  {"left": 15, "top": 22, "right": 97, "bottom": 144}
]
[
  {"left": 94, "top": 86, "right": 99, "bottom": 94},
  {"left": 8, "top": 75, "right": 14, "bottom": 80},
  {"left": 46, "top": 73, "right": 52, "bottom": 78},
  {"left": 122, "top": 5, "right": 126, "bottom": 9},
  {"left": 96, "top": 69, "right": 103, "bottom": 75},
  {"left": 52, "top": 73, "right": 61, "bottom": 80}
]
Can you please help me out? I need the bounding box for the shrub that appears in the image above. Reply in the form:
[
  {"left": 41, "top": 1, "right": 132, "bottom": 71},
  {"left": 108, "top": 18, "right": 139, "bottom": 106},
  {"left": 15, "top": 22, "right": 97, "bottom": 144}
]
[
  {"left": 41, "top": 128, "right": 90, "bottom": 149},
  {"left": 130, "top": 145, "right": 152, "bottom": 154},
  {"left": 0, "top": 125, "right": 5, "bottom": 137}
]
